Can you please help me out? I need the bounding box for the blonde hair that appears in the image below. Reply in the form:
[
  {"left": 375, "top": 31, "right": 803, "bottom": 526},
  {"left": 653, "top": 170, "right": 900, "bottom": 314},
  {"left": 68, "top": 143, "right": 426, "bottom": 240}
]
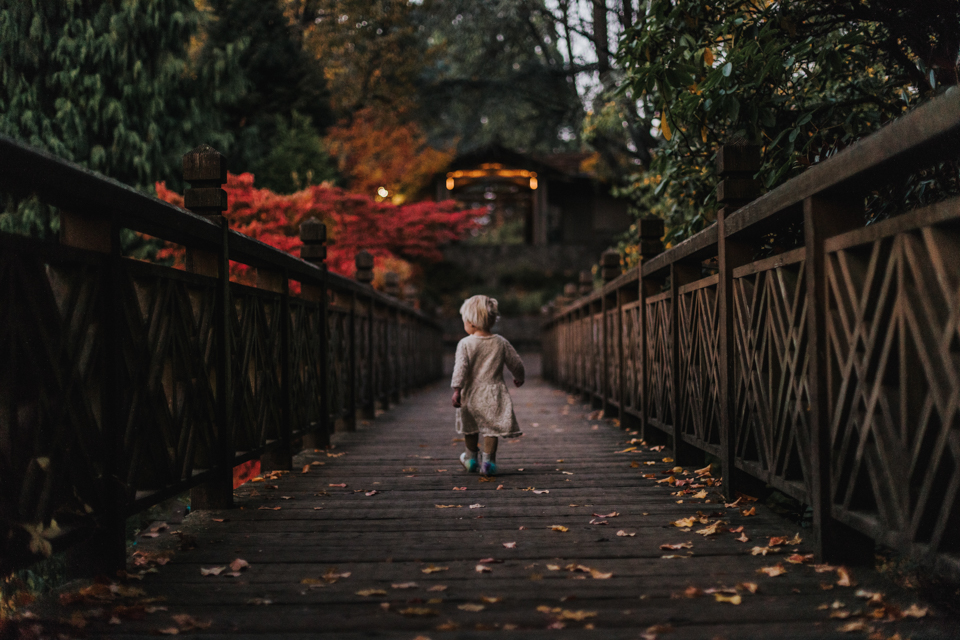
[{"left": 460, "top": 295, "right": 499, "bottom": 331}]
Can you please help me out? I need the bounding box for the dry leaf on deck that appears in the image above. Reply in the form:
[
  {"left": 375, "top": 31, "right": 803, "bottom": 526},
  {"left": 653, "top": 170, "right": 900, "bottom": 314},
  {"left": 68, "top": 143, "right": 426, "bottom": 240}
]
[
  {"left": 421, "top": 565, "right": 448, "bottom": 574},
  {"left": 902, "top": 604, "right": 928, "bottom": 618},
  {"left": 481, "top": 596, "right": 502, "bottom": 603},
  {"left": 589, "top": 569, "right": 613, "bottom": 579},
  {"left": 258, "top": 506, "right": 281, "bottom": 511},
  {"left": 392, "top": 582, "right": 417, "bottom": 589},
  {"left": 503, "top": 542, "right": 517, "bottom": 548},
  {"left": 751, "top": 546, "right": 775, "bottom": 556},
  {"left": 533, "top": 489, "right": 550, "bottom": 495},
  {"left": 696, "top": 522, "right": 724, "bottom": 536},
  {"left": 740, "top": 506, "right": 757, "bottom": 516},
  {"left": 229, "top": 559, "right": 249, "bottom": 572},
  {"left": 593, "top": 512, "right": 620, "bottom": 518},
  {"left": 475, "top": 565, "right": 492, "bottom": 573},
  {"left": 458, "top": 603, "right": 485, "bottom": 612},
  {"left": 758, "top": 564, "right": 787, "bottom": 577},
  {"left": 616, "top": 530, "right": 636, "bottom": 537},
  {"left": 356, "top": 589, "right": 387, "bottom": 597},
  {"left": 550, "top": 525, "right": 569, "bottom": 532},
  {"left": 786, "top": 554, "right": 813, "bottom": 564},
  {"left": 559, "top": 610, "right": 597, "bottom": 621},
  {"left": 739, "top": 582, "right": 759, "bottom": 593},
  {"left": 836, "top": 567, "right": 854, "bottom": 587},
  {"left": 837, "top": 620, "right": 868, "bottom": 632},
  {"left": 428, "top": 585, "right": 447, "bottom": 592},
  {"left": 398, "top": 607, "right": 438, "bottom": 617},
  {"left": 736, "top": 534, "right": 750, "bottom": 543},
  {"left": 547, "top": 564, "right": 561, "bottom": 571},
  {"left": 478, "top": 557, "right": 503, "bottom": 564},
  {"left": 715, "top": 593, "right": 741, "bottom": 605},
  {"left": 435, "top": 504, "right": 460, "bottom": 509},
  {"left": 365, "top": 490, "right": 379, "bottom": 497},
  {"left": 452, "top": 487, "right": 467, "bottom": 491},
  {"left": 329, "top": 483, "right": 347, "bottom": 488},
  {"left": 469, "top": 503, "right": 483, "bottom": 509},
  {"left": 692, "top": 490, "right": 708, "bottom": 499},
  {"left": 672, "top": 517, "right": 697, "bottom": 528},
  {"left": 200, "top": 567, "right": 226, "bottom": 576},
  {"left": 660, "top": 542, "right": 693, "bottom": 550}
]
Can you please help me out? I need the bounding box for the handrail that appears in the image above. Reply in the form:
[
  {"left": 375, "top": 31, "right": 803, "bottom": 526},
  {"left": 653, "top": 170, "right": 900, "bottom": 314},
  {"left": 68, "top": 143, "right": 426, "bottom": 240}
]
[
  {"left": 543, "top": 88, "right": 960, "bottom": 582},
  {"left": 0, "top": 136, "right": 444, "bottom": 575}
]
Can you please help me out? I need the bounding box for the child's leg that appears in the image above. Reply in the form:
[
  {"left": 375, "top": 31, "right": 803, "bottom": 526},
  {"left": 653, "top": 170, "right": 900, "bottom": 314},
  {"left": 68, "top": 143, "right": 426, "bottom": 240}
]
[
  {"left": 464, "top": 433, "right": 480, "bottom": 452},
  {"left": 482, "top": 436, "right": 498, "bottom": 459}
]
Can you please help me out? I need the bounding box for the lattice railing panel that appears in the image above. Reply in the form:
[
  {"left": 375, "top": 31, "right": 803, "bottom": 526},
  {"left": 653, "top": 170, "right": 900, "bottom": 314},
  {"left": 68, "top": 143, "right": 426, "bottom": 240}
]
[
  {"left": 622, "top": 302, "right": 642, "bottom": 414},
  {"left": 120, "top": 264, "right": 219, "bottom": 493},
  {"left": 288, "top": 300, "right": 323, "bottom": 435},
  {"left": 606, "top": 309, "right": 619, "bottom": 404},
  {"left": 646, "top": 293, "right": 673, "bottom": 432},
  {"left": 733, "top": 252, "right": 811, "bottom": 501},
  {"left": 827, "top": 222, "right": 960, "bottom": 556},
  {"left": 231, "top": 287, "right": 283, "bottom": 451},
  {"left": 677, "top": 277, "right": 721, "bottom": 453}
]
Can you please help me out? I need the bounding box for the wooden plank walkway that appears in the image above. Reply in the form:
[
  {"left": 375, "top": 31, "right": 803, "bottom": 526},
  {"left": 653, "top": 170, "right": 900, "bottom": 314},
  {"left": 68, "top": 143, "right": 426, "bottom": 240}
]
[{"left": 37, "top": 356, "right": 957, "bottom": 639}]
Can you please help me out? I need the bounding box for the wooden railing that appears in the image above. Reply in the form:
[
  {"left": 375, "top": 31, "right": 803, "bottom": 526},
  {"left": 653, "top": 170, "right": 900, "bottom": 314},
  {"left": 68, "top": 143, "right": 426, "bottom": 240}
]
[
  {"left": 543, "top": 89, "right": 960, "bottom": 581},
  {"left": 0, "top": 138, "right": 443, "bottom": 574}
]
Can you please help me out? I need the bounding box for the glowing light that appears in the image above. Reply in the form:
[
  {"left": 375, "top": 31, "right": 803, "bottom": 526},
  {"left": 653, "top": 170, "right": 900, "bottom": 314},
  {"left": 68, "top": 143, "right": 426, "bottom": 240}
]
[
  {"left": 446, "top": 177, "right": 455, "bottom": 190},
  {"left": 377, "top": 187, "right": 389, "bottom": 198},
  {"left": 529, "top": 177, "right": 538, "bottom": 190}
]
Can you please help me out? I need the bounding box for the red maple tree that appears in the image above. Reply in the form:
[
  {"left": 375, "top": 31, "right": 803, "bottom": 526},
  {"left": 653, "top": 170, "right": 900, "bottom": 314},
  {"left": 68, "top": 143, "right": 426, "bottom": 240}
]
[{"left": 154, "top": 172, "right": 477, "bottom": 287}]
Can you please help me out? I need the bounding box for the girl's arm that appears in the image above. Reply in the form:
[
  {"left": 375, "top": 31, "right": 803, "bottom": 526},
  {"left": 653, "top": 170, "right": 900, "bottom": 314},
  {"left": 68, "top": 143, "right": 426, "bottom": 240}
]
[
  {"left": 452, "top": 340, "right": 469, "bottom": 404},
  {"left": 503, "top": 338, "right": 525, "bottom": 387}
]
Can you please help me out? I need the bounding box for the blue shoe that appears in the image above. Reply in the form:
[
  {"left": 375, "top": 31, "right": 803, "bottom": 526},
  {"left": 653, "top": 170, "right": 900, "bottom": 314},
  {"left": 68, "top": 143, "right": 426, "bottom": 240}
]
[
  {"left": 460, "top": 451, "right": 478, "bottom": 473},
  {"left": 479, "top": 452, "right": 497, "bottom": 477}
]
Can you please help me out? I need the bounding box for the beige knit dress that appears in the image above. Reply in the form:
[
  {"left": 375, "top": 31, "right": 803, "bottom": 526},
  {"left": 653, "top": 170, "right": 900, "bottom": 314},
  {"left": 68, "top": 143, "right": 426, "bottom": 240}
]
[{"left": 451, "top": 334, "right": 525, "bottom": 438}]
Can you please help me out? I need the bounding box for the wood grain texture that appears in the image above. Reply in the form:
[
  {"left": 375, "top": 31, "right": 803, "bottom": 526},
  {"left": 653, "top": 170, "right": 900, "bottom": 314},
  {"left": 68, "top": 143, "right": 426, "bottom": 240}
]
[{"left": 38, "top": 357, "right": 953, "bottom": 638}]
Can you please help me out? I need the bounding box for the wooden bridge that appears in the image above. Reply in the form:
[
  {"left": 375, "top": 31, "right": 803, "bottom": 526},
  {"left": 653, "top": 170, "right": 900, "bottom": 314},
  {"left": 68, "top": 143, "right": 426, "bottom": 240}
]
[{"left": 1, "top": 90, "right": 959, "bottom": 637}]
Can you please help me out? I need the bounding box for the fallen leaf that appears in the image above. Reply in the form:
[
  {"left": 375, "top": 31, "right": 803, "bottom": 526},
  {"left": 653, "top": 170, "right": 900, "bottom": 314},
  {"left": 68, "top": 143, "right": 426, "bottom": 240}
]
[
  {"left": 559, "top": 609, "right": 597, "bottom": 621},
  {"left": 814, "top": 564, "right": 838, "bottom": 573},
  {"left": 533, "top": 489, "right": 550, "bottom": 495},
  {"left": 211, "top": 518, "right": 227, "bottom": 523},
  {"left": 200, "top": 567, "right": 226, "bottom": 576},
  {"left": 715, "top": 593, "right": 741, "bottom": 605},
  {"left": 593, "top": 511, "right": 620, "bottom": 518},
  {"left": 751, "top": 546, "right": 776, "bottom": 556},
  {"left": 452, "top": 487, "right": 467, "bottom": 491},
  {"left": 365, "top": 490, "right": 379, "bottom": 497},
  {"left": 661, "top": 554, "right": 690, "bottom": 559},
  {"left": 356, "top": 589, "right": 387, "bottom": 597},
  {"left": 428, "top": 585, "right": 447, "bottom": 592},
  {"left": 696, "top": 522, "right": 724, "bottom": 536},
  {"left": 158, "top": 628, "right": 179, "bottom": 635},
  {"left": 475, "top": 565, "right": 492, "bottom": 573},
  {"left": 589, "top": 569, "right": 613, "bottom": 579},
  {"left": 300, "top": 578, "right": 324, "bottom": 585},
  {"left": 468, "top": 503, "right": 484, "bottom": 509},
  {"left": 740, "top": 507, "right": 757, "bottom": 516},
  {"left": 758, "top": 564, "right": 787, "bottom": 577},
  {"left": 392, "top": 582, "right": 417, "bottom": 589},
  {"left": 739, "top": 582, "right": 759, "bottom": 593},
  {"left": 434, "top": 504, "right": 461, "bottom": 508},
  {"left": 836, "top": 567, "right": 854, "bottom": 587},
  {"left": 902, "top": 604, "right": 928, "bottom": 618},
  {"left": 478, "top": 557, "right": 503, "bottom": 564},
  {"left": 589, "top": 518, "right": 608, "bottom": 525},
  {"left": 728, "top": 526, "right": 744, "bottom": 533},
  {"left": 736, "top": 534, "right": 750, "bottom": 543},
  {"left": 547, "top": 564, "right": 561, "bottom": 571},
  {"left": 660, "top": 542, "right": 693, "bottom": 550},
  {"left": 258, "top": 505, "right": 281, "bottom": 511},
  {"left": 837, "top": 621, "right": 868, "bottom": 632},
  {"left": 398, "top": 607, "right": 438, "bottom": 617},
  {"left": 480, "top": 596, "right": 502, "bottom": 603},
  {"left": 616, "top": 447, "right": 638, "bottom": 453},
  {"left": 229, "top": 559, "right": 249, "bottom": 572},
  {"left": 672, "top": 517, "right": 697, "bottom": 528},
  {"left": 550, "top": 525, "right": 569, "bottom": 532},
  {"left": 301, "top": 464, "right": 311, "bottom": 473},
  {"left": 458, "top": 603, "right": 485, "bottom": 612},
  {"left": 786, "top": 554, "right": 814, "bottom": 564},
  {"left": 631, "top": 461, "right": 640, "bottom": 468},
  {"left": 329, "top": 483, "right": 347, "bottom": 488},
  {"left": 421, "top": 565, "right": 448, "bottom": 574},
  {"left": 503, "top": 542, "right": 517, "bottom": 548},
  {"left": 616, "top": 530, "right": 636, "bottom": 537},
  {"left": 692, "top": 490, "right": 708, "bottom": 499}
]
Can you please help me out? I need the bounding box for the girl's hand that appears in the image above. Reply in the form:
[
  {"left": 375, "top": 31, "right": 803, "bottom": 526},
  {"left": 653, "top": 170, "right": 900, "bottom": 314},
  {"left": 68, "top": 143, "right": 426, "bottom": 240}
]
[
  {"left": 452, "top": 389, "right": 461, "bottom": 408},
  {"left": 514, "top": 379, "right": 524, "bottom": 387}
]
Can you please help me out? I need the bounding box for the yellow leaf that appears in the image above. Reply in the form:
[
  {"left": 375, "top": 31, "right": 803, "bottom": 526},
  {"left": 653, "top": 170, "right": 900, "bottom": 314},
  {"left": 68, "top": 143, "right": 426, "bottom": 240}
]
[
  {"left": 714, "top": 593, "right": 741, "bottom": 605},
  {"left": 661, "top": 117, "right": 672, "bottom": 141},
  {"left": 758, "top": 564, "right": 787, "bottom": 577},
  {"left": 836, "top": 567, "right": 853, "bottom": 587},
  {"left": 480, "top": 596, "right": 502, "bottom": 603},
  {"left": 589, "top": 569, "right": 613, "bottom": 579},
  {"left": 704, "top": 48, "right": 714, "bottom": 65},
  {"left": 421, "top": 565, "right": 448, "bottom": 574},
  {"left": 458, "top": 603, "right": 485, "bottom": 612},
  {"left": 559, "top": 610, "right": 597, "bottom": 621},
  {"left": 356, "top": 589, "right": 387, "bottom": 597},
  {"left": 398, "top": 607, "right": 438, "bottom": 617},
  {"left": 550, "top": 525, "right": 569, "bottom": 532}
]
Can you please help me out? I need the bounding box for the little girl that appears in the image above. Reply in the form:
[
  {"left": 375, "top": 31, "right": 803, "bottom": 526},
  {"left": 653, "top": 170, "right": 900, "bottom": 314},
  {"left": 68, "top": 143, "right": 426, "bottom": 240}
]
[{"left": 451, "top": 295, "right": 525, "bottom": 476}]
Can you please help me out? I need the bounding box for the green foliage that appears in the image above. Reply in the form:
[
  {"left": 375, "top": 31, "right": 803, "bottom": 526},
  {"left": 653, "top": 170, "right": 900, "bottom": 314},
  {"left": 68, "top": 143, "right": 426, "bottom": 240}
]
[
  {"left": 611, "top": 0, "right": 959, "bottom": 250},
  {"left": 416, "top": 0, "right": 583, "bottom": 153},
  {"left": 254, "top": 111, "right": 340, "bottom": 194}
]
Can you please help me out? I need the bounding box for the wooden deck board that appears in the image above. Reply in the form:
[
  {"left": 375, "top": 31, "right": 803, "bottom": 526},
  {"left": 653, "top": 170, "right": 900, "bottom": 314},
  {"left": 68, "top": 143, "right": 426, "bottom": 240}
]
[{"left": 39, "top": 357, "right": 957, "bottom": 638}]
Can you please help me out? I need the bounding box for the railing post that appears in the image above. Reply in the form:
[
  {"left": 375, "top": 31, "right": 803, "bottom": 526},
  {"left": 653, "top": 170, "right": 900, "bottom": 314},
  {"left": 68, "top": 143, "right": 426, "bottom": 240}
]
[
  {"left": 601, "top": 250, "right": 619, "bottom": 418},
  {"left": 183, "top": 144, "right": 233, "bottom": 511},
  {"left": 299, "top": 217, "right": 330, "bottom": 448},
  {"left": 804, "top": 195, "right": 874, "bottom": 564},
  {"left": 716, "top": 145, "right": 760, "bottom": 500},
  {"left": 60, "top": 209, "right": 125, "bottom": 575},
  {"left": 355, "top": 251, "right": 376, "bottom": 420},
  {"left": 257, "top": 269, "right": 292, "bottom": 472},
  {"left": 636, "top": 217, "right": 664, "bottom": 439}
]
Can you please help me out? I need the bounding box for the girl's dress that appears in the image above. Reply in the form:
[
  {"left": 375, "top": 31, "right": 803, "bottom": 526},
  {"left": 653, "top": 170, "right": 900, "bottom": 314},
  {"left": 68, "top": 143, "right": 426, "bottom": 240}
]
[{"left": 451, "top": 334, "right": 525, "bottom": 438}]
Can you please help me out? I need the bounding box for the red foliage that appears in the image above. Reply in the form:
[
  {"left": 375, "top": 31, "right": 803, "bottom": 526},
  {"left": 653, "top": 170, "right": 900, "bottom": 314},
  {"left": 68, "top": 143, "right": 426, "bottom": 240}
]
[{"left": 154, "top": 173, "right": 478, "bottom": 285}]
